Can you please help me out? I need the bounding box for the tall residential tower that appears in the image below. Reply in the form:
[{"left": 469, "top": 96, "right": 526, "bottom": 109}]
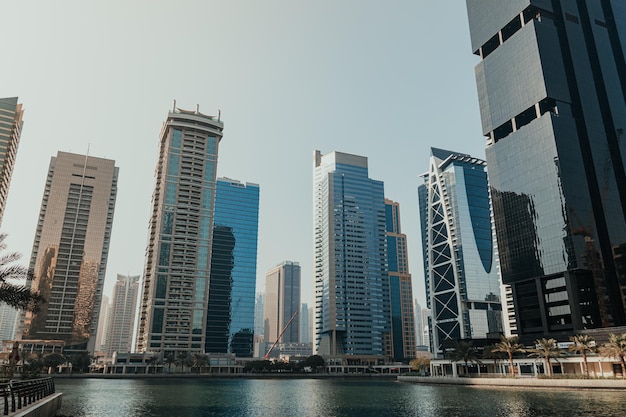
[
  {"left": 467, "top": 1, "right": 626, "bottom": 340},
  {"left": 264, "top": 261, "right": 301, "bottom": 353},
  {"left": 104, "top": 274, "right": 140, "bottom": 357},
  {"left": 313, "top": 150, "right": 390, "bottom": 356},
  {"left": 136, "top": 105, "right": 223, "bottom": 357},
  {"left": 22, "top": 152, "right": 118, "bottom": 353},
  {"left": 0, "top": 97, "right": 24, "bottom": 225}
]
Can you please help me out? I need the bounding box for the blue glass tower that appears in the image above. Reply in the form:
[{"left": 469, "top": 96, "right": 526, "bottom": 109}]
[
  {"left": 206, "top": 177, "right": 260, "bottom": 357},
  {"left": 418, "top": 148, "right": 502, "bottom": 357},
  {"left": 313, "top": 150, "right": 390, "bottom": 356}
]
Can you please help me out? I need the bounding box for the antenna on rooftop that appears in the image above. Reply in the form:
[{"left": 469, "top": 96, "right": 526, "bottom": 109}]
[{"left": 172, "top": 99, "right": 176, "bottom": 112}]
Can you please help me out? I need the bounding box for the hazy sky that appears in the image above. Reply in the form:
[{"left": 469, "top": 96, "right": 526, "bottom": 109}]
[{"left": 2, "top": 1, "right": 485, "bottom": 307}]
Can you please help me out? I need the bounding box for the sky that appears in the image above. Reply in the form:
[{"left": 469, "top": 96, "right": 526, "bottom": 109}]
[{"left": 1, "top": 1, "right": 485, "bottom": 308}]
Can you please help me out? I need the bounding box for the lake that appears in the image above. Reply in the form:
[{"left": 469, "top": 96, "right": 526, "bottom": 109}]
[{"left": 53, "top": 377, "right": 626, "bottom": 417}]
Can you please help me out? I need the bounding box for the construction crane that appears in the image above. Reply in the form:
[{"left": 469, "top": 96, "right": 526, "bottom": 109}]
[{"left": 263, "top": 310, "right": 299, "bottom": 360}]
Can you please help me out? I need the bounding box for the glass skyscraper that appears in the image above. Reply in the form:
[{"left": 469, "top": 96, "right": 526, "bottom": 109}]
[
  {"left": 467, "top": 1, "right": 626, "bottom": 340},
  {"left": 206, "top": 177, "right": 259, "bottom": 357},
  {"left": 385, "top": 199, "right": 417, "bottom": 361},
  {"left": 137, "top": 105, "right": 223, "bottom": 357},
  {"left": 418, "top": 148, "right": 502, "bottom": 357},
  {"left": 313, "top": 150, "right": 390, "bottom": 356},
  {"left": 0, "top": 97, "right": 24, "bottom": 226},
  {"left": 264, "top": 261, "right": 301, "bottom": 351},
  {"left": 22, "top": 152, "right": 118, "bottom": 353}
]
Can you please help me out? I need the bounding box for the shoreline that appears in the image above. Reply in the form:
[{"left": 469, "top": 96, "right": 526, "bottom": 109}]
[
  {"left": 51, "top": 372, "right": 398, "bottom": 380},
  {"left": 397, "top": 375, "right": 626, "bottom": 390}
]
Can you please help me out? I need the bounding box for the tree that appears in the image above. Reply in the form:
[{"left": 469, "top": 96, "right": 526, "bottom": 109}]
[
  {"left": 409, "top": 357, "right": 431, "bottom": 375},
  {"left": 68, "top": 352, "right": 92, "bottom": 373},
  {"left": 0, "top": 234, "right": 44, "bottom": 311},
  {"left": 568, "top": 334, "right": 596, "bottom": 377},
  {"left": 482, "top": 344, "right": 505, "bottom": 374},
  {"left": 42, "top": 352, "right": 67, "bottom": 374},
  {"left": 164, "top": 354, "right": 176, "bottom": 373},
  {"left": 493, "top": 336, "right": 525, "bottom": 376},
  {"left": 449, "top": 341, "right": 481, "bottom": 375},
  {"left": 528, "top": 338, "right": 562, "bottom": 377},
  {"left": 599, "top": 333, "right": 626, "bottom": 376},
  {"left": 192, "top": 353, "right": 209, "bottom": 373},
  {"left": 176, "top": 352, "right": 188, "bottom": 373}
]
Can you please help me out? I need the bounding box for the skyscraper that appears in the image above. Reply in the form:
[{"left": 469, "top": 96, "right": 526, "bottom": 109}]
[
  {"left": 467, "top": 1, "right": 626, "bottom": 339},
  {"left": 0, "top": 97, "right": 24, "bottom": 226},
  {"left": 104, "top": 274, "right": 140, "bottom": 357},
  {"left": 385, "top": 198, "right": 417, "bottom": 361},
  {"left": 136, "top": 105, "right": 223, "bottom": 356},
  {"left": 22, "top": 151, "right": 118, "bottom": 353},
  {"left": 205, "top": 177, "right": 259, "bottom": 357},
  {"left": 313, "top": 150, "right": 390, "bottom": 356},
  {"left": 300, "top": 303, "right": 310, "bottom": 344},
  {"left": 0, "top": 302, "right": 19, "bottom": 341},
  {"left": 418, "top": 148, "right": 502, "bottom": 356},
  {"left": 264, "top": 261, "right": 301, "bottom": 351}
]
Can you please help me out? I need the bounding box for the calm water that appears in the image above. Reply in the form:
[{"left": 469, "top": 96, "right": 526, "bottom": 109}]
[{"left": 53, "top": 377, "right": 626, "bottom": 417}]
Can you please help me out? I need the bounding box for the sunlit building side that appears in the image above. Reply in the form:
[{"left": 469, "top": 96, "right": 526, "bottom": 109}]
[{"left": 0, "top": 97, "right": 24, "bottom": 226}]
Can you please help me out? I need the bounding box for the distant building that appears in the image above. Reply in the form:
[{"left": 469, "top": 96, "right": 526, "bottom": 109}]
[
  {"left": 253, "top": 293, "right": 265, "bottom": 357},
  {"left": 95, "top": 295, "right": 110, "bottom": 352},
  {"left": 300, "top": 303, "right": 310, "bottom": 344},
  {"left": 418, "top": 148, "right": 502, "bottom": 357},
  {"left": 136, "top": 104, "right": 223, "bottom": 357},
  {"left": 414, "top": 300, "right": 424, "bottom": 347},
  {"left": 264, "top": 261, "right": 301, "bottom": 357},
  {"left": 385, "top": 199, "right": 417, "bottom": 361},
  {"left": 313, "top": 150, "right": 390, "bottom": 356},
  {"left": 104, "top": 274, "right": 140, "bottom": 357},
  {"left": 466, "top": 0, "right": 626, "bottom": 341},
  {"left": 206, "top": 177, "right": 259, "bottom": 358},
  {"left": 0, "top": 302, "right": 19, "bottom": 341},
  {"left": 21, "top": 152, "right": 118, "bottom": 353},
  {"left": 0, "top": 97, "right": 24, "bottom": 226}
]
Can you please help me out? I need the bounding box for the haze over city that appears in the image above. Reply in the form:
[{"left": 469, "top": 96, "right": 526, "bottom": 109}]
[{"left": 2, "top": 1, "right": 484, "bottom": 307}]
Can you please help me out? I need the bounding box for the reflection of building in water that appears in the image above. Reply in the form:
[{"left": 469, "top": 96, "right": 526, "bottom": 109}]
[
  {"left": 21, "top": 152, "right": 118, "bottom": 354},
  {"left": 467, "top": 1, "right": 626, "bottom": 341},
  {"left": 418, "top": 148, "right": 502, "bottom": 358}
]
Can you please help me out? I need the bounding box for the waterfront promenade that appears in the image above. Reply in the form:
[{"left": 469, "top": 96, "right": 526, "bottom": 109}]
[{"left": 398, "top": 375, "right": 626, "bottom": 389}]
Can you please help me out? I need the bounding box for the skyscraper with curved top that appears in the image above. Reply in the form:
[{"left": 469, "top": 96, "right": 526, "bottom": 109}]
[
  {"left": 313, "top": 150, "right": 390, "bottom": 356},
  {"left": 136, "top": 104, "right": 223, "bottom": 358},
  {"left": 419, "top": 148, "right": 502, "bottom": 357}
]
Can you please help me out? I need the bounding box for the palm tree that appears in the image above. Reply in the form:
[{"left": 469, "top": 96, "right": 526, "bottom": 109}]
[
  {"left": 449, "top": 341, "right": 481, "bottom": 375},
  {"left": 482, "top": 344, "right": 506, "bottom": 375},
  {"left": 0, "top": 234, "right": 44, "bottom": 311},
  {"left": 493, "top": 336, "right": 525, "bottom": 376},
  {"left": 528, "top": 338, "right": 562, "bottom": 377},
  {"left": 599, "top": 333, "right": 626, "bottom": 377},
  {"left": 164, "top": 354, "right": 176, "bottom": 373},
  {"left": 176, "top": 352, "right": 188, "bottom": 373},
  {"left": 568, "top": 334, "right": 596, "bottom": 377},
  {"left": 192, "top": 353, "right": 209, "bottom": 374}
]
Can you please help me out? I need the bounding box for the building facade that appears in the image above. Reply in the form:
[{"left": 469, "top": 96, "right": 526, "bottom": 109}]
[
  {"left": 385, "top": 199, "right": 417, "bottom": 361},
  {"left": 0, "top": 302, "right": 19, "bottom": 341},
  {"left": 0, "top": 97, "right": 24, "bottom": 226},
  {"left": 418, "top": 148, "right": 502, "bottom": 357},
  {"left": 300, "top": 303, "right": 310, "bottom": 344},
  {"left": 136, "top": 105, "right": 223, "bottom": 357},
  {"left": 264, "top": 261, "right": 301, "bottom": 356},
  {"left": 466, "top": 0, "right": 626, "bottom": 340},
  {"left": 205, "top": 177, "right": 259, "bottom": 358},
  {"left": 21, "top": 152, "right": 118, "bottom": 353},
  {"left": 104, "top": 274, "right": 140, "bottom": 357},
  {"left": 313, "top": 150, "right": 390, "bottom": 356}
]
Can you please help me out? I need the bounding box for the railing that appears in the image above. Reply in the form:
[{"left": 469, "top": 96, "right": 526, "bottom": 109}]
[{"left": 0, "top": 377, "right": 55, "bottom": 416}]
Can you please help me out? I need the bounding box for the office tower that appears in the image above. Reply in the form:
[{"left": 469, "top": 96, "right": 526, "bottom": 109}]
[
  {"left": 414, "top": 300, "right": 424, "bottom": 347},
  {"left": 466, "top": 1, "right": 626, "bottom": 339},
  {"left": 300, "top": 303, "right": 310, "bottom": 344},
  {"left": 264, "top": 261, "right": 301, "bottom": 352},
  {"left": 95, "top": 295, "right": 110, "bottom": 352},
  {"left": 0, "top": 302, "right": 19, "bottom": 341},
  {"left": 385, "top": 199, "right": 417, "bottom": 361},
  {"left": 136, "top": 105, "right": 223, "bottom": 356},
  {"left": 205, "top": 177, "right": 259, "bottom": 357},
  {"left": 421, "top": 307, "right": 431, "bottom": 351},
  {"left": 104, "top": 274, "right": 140, "bottom": 357},
  {"left": 418, "top": 148, "right": 502, "bottom": 356},
  {"left": 0, "top": 97, "right": 24, "bottom": 226},
  {"left": 22, "top": 152, "right": 118, "bottom": 353},
  {"left": 254, "top": 293, "right": 265, "bottom": 340},
  {"left": 313, "top": 150, "right": 390, "bottom": 356}
]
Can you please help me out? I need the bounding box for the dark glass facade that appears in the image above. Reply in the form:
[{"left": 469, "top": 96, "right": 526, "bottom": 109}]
[
  {"left": 206, "top": 178, "right": 259, "bottom": 357},
  {"left": 467, "top": 0, "right": 626, "bottom": 340}
]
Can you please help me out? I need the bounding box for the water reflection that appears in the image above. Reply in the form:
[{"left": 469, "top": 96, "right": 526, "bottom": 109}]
[{"left": 54, "top": 378, "right": 626, "bottom": 417}]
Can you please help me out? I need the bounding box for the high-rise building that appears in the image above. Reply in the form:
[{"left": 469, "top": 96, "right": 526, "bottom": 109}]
[
  {"left": 22, "top": 152, "right": 118, "bottom": 353},
  {"left": 418, "top": 148, "right": 502, "bottom": 356},
  {"left": 466, "top": 1, "right": 626, "bottom": 340},
  {"left": 313, "top": 150, "right": 390, "bottom": 356},
  {"left": 414, "top": 300, "right": 424, "bottom": 347},
  {"left": 300, "top": 303, "right": 310, "bottom": 344},
  {"left": 254, "top": 292, "right": 265, "bottom": 357},
  {"left": 385, "top": 199, "right": 417, "bottom": 361},
  {"left": 136, "top": 105, "right": 223, "bottom": 356},
  {"left": 264, "top": 261, "right": 301, "bottom": 353},
  {"left": 205, "top": 177, "right": 259, "bottom": 358},
  {"left": 0, "top": 302, "right": 19, "bottom": 341},
  {"left": 95, "top": 295, "right": 110, "bottom": 352},
  {"left": 104, "top": 274, "right": 140, "bottom": 357},
  {"left": 0, "top": 97, "right": 24, "bottom": 226}
]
